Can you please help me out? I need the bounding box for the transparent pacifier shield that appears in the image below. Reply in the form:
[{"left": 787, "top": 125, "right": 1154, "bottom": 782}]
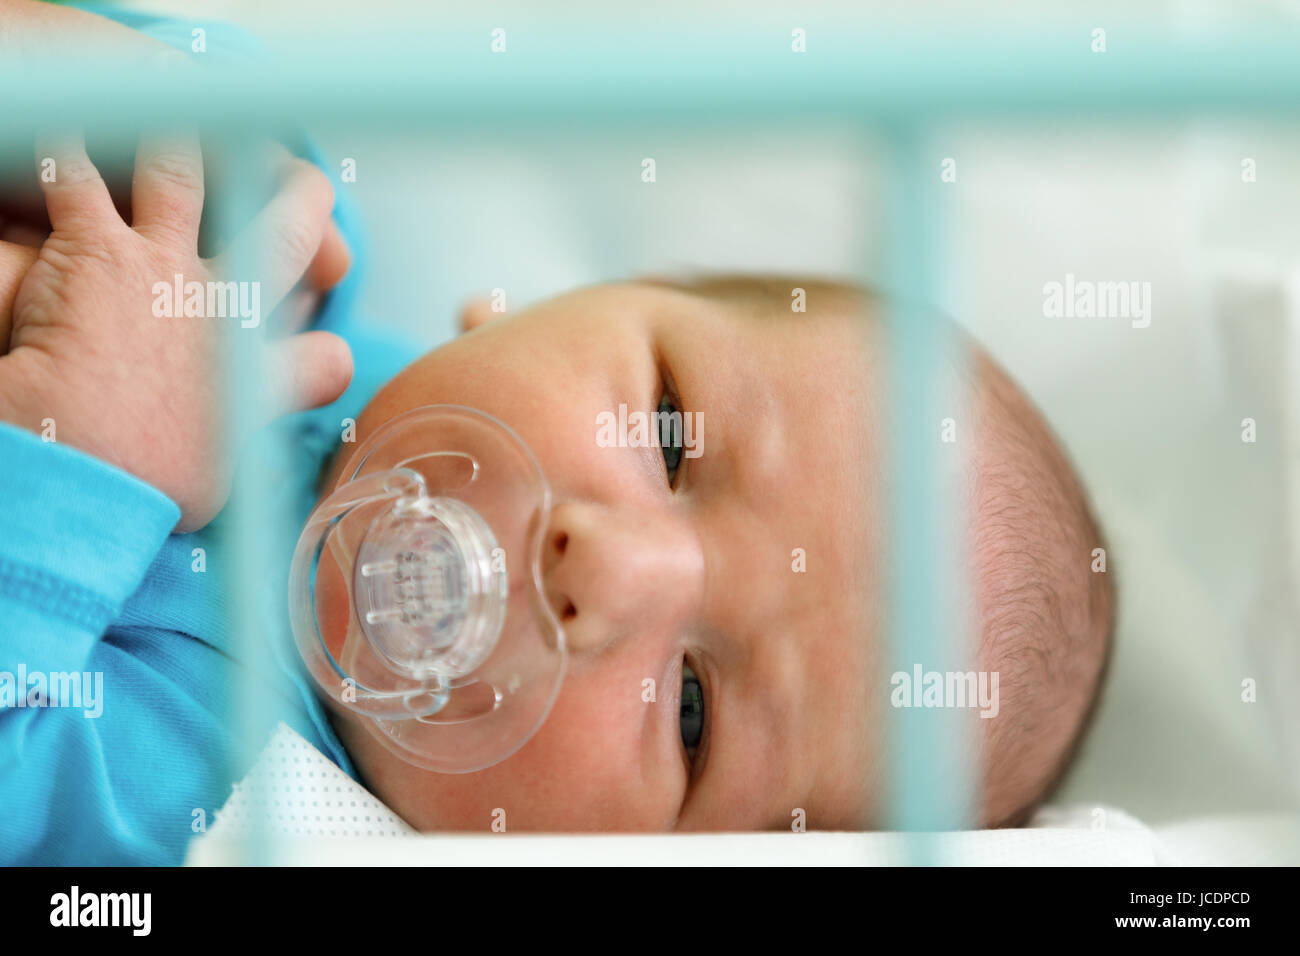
[{"left": 295, "top": 405, "right": 566, "bottom": 774}]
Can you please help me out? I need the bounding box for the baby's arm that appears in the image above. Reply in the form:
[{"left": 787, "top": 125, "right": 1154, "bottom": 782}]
[{"left": 0, "top": 130, "right": 351, "bottom": 861}]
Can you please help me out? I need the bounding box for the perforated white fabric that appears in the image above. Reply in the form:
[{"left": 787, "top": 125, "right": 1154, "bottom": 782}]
[
  {"left": 210, "top": 722, "right": 413, "bottom": 839},
  {"left": 190, "top": 723, "right": 1299, "bottom": 865}
]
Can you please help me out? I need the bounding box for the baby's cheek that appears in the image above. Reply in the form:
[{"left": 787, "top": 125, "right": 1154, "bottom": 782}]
[
  {"left": 491, "top": 678, "right": 681, "bottom": 830},
  {"left": 429, "top": 663, "right": 675, "bottom": 831},
  {"left": 377, "top": 657, "right": 686, "bottom": 831}
]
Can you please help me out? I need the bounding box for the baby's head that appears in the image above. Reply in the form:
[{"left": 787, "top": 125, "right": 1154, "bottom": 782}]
[{"left": 314, "top": 275, "right": 1113, "bottom": 831}]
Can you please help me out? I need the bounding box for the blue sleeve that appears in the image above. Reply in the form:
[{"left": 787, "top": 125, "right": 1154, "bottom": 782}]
[{"left": 0, "top": 424, "right": 189, "bottom": 861}]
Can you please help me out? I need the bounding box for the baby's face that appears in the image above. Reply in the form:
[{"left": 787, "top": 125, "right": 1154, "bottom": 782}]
[{"left": 326, "top": 281, "right": 884, "bottom": 830}]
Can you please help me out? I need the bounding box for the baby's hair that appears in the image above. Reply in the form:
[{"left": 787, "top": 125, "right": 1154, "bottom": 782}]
[{"left": 966, "top": 351, "right": 1115, "bottom": 826}]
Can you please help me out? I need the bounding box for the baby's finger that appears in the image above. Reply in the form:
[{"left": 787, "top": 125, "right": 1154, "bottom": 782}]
[
  {"left": 257, "top": 144, "right": 348, "bottom": 292},
  {"left": 33, "top": 132, "right": 119, "bottom": 232},
  {"left": 215, "top": 158, "right": 335, "bottom": 311},
  {"left": 0, "top": 240, "right": 42, "bottom": 350},
  {"left": 132, "top": 131, "right": 205, "bottom": 248},
  {"left": 268, "top": 286, "right": 322, "bottom": 337},
  {"left": 262, "top": 330, "right": 353, "bottom": 420},
  {"left": 307, "top": 219, "right": 350, "bottom": 291}
]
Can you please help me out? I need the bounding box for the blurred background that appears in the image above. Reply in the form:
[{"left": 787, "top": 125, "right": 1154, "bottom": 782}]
[{"left": 104, "top": 0, "right": 1300, "bottom": 830}]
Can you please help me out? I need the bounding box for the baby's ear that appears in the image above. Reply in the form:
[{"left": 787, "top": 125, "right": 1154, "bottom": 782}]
[{"left": 458, "top": 295, "right": 498, "bottom": 333}]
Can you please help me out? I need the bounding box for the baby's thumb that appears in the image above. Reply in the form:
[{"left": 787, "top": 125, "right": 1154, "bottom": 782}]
[{"left": 263, "top": 330, "right": 353, "bottom": 420}]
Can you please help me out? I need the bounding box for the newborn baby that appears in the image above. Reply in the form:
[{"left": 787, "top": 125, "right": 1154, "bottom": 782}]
[{"left": 316, "top": 275, "right": 1115, "bottom": 832}]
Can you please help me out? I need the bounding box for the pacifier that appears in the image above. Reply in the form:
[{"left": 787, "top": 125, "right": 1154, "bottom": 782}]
[{"left": 288, "top": 405, "right": 565, "bottom": 773}]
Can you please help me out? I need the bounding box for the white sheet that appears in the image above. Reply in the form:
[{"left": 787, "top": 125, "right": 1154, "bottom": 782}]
[{"left": 187, "top": 723, "right": 1299, "bottom": 865}]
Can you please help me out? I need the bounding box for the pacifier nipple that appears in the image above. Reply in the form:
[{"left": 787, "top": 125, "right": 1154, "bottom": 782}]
[{"left": 355, "top": 496, "right": 506, "bottom": 680}]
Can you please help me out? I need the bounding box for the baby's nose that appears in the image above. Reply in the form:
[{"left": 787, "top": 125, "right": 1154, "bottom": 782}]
[{"left": 541, "top": 501, "right": 704, "bottom": 654}]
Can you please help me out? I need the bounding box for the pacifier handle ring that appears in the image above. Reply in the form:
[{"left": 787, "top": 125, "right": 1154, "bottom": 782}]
[{"left": 288, "top": 466, "right": 450, "bottom": 717}]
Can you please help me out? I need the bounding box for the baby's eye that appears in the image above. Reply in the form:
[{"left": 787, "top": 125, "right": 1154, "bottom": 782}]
[
  {"left": 658, "top": 393, "right": 684, "bottom": 486},
  {"left": 680, "top": 661, "right": 705, "bottom": 759}
]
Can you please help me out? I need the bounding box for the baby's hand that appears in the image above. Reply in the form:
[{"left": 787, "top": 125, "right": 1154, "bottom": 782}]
[{"left": 0, "top": 132, "right": 353, "bottom": 531}]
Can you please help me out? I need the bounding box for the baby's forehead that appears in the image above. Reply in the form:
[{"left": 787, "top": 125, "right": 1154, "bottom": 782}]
[
  {"left": 651, "top": 274, "right": 873, "bottom": 332},
  {"left": 644, "top": 277, "right": 880, "bottom": 391}
]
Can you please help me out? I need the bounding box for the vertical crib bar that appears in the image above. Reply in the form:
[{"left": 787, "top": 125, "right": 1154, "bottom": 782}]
[
  {"left": 884, "top": 123, "right": 977, "bottom": 860},
  {"left": 213, "top": 168, "right": 278, "bottom": 867}
]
